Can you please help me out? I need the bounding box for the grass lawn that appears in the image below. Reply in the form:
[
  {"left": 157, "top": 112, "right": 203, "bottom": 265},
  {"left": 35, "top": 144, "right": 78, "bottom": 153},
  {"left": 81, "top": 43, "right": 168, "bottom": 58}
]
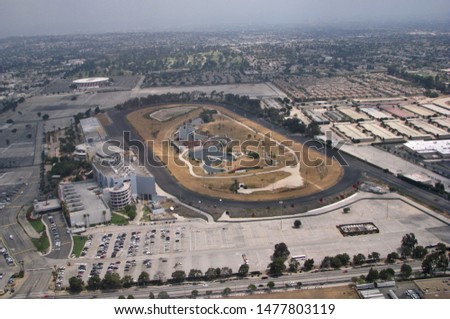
[
  {"left": 31, "top": 233, "right": 50, "bottom": 253},
  {"left": 72, "top": 236, "right": 87, "bottom": 257},
  {"left": 27, "top": 217, "right": 45, "bottom": 234},
  {"left": 111, "top": 213, "right": 129, "bottom": 226}
]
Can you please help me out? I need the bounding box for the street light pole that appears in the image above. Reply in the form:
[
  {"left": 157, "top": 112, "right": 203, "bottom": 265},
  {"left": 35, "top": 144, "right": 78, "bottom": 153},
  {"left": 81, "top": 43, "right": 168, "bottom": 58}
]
[{"left": 279, "top": 200, "right": 283, "bottom": 230}]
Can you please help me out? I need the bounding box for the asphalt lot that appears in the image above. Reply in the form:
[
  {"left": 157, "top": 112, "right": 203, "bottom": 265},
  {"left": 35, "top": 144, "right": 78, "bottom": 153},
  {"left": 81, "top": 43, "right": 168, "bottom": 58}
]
[
  {"left": 44, "top": 212, "right": 72, "bottom": 260},
  {"left": 59, "top": 193, "right": 449, "bottom": 288}
]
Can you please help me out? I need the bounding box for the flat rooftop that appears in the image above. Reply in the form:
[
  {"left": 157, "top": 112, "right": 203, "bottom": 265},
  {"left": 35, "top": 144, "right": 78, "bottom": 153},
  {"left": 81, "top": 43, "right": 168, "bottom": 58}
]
[
  {"left": 80, "top": 117, "right": 108, "bottom": 142},
  {"left": 60, "top": 181, "right": 109, "bottom": 214},
  {"left": 404, "top": 139, "right": 450, "bottom": 156}
]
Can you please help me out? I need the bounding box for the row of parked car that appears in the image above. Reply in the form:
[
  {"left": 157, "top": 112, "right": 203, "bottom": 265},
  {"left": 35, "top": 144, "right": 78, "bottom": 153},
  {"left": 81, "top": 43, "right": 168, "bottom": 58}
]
[
  {"left": 55, "top": 266, "right": 65, "bottom": 290},
  {"left": 111, "top": 233, "right": 126, "bottom": 258},
  {"left": 96, "top": 234, "right": 113, "bottom": 259},
  {"left": 48, "top": 216, "right": 61, "bottom": 250},
  {"left": 1, "top": 246, "right": 14, "bottom": 267},
  {"left": 80, "top": 235, "right": 93, "bottom": 257}
]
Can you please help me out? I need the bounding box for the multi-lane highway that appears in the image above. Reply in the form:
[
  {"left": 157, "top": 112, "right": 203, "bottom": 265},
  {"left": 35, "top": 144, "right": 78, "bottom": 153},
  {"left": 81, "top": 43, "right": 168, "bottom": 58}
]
[
  {"left": 52, "top": 261, "right": 426, "bottom": 299},
  {"left": 0, "top": 165, "right": 54, "bottom": 297}
]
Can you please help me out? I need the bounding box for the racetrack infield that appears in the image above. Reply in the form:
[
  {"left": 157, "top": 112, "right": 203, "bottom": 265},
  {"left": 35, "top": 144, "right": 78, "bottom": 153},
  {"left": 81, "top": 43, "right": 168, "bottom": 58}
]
[{"left": 127, "top": 103, "right": 343, "bottom": 201}]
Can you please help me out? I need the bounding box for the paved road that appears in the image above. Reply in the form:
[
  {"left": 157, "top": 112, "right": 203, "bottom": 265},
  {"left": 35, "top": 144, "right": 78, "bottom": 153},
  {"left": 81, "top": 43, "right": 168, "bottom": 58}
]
[
  {"left": 105, "top": 108, "right": 362, "bottom": 215},
  {"left": 0, "top": 165, "right": 53, "bottom": 297},
  {"left": 44, "top": 212, "right": 72, "bottom": 260},
  {"left": 52, "top": 260, "right": 426, "bottom": 299}
]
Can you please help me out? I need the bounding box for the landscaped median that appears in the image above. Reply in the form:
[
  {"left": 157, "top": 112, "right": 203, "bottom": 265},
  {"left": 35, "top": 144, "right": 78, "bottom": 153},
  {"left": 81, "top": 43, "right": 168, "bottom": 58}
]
[
  {"left": 26, "top": 208, "right": 50, "bottom": 254},
  {"left": 71, "top": 236, "right": 88, "bottom": 258}
]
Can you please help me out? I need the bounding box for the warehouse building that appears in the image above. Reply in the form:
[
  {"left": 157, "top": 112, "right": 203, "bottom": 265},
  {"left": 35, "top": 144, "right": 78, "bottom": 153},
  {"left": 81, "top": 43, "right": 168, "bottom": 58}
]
[{"left": 403, "top": 140, "right": 450, "bottom": 159}]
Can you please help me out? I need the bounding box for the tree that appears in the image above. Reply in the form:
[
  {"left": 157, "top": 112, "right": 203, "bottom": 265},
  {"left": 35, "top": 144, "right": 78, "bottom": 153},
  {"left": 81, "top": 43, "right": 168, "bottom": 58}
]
[
  {"left": 188, "top": 269, "right": 203, "bottom": 279},
  {"left": 118, "top": 295, "right": 125, "bottom": 299},
  {"left": 267, "top": 281, "right": 275, "bottom": 290},
  {"left": 320, "top": 256, "right": 332, "bottom": 269},
  {"left": 127, "top": 295, "right": 135, "bottom": 299},
  {"left": 157, "top": 291, "right": 170, "bottom": 299},
  {"left": 365, "top": 268, "right": 379, "bottom": 283},
  {"left": 149, "top": 292, "right": 155, "bottom": 299},
  {"left": 352, "top": 253, "right": 366, "bottom": 266},
  {"left": 205, "top": 267, "right": 219, "bottom": 281},
  {"left": 386, "top": 252, "right": 399, "bottom": 264},
  {"left": 368, "top": 252, "right": 380, "bottom": 262},
  {"left": 222, "top": 287, "right": 232, "bottom": 297},
  {"left": 171, "top": 270, "right": 186, "bottom": 283},
  {"left": 336, "top": 253, "right": 351, "bottom": 266},
  {"left": 219, "top": 267, "right": 233, "bottom": 278},
  {"left": 153, "top": 271, "right": 166, "bottom": 284},
  {"left": 343, "top": 207, "right": 351, "bottom": 214},
  {"left": 68, "top": 276, "right": 84, "bottom": 292},
  {"left": 412, "top": 246, "right": 428, "bottom": 259},
  {"left": 247, "top": 284, "right": 257, "bottom": 294},
  {"left": 272, "top": 243, "right": 290, "bottom": 262},
  {"left": 400, "top": 264, "right": 413, "bottom": 278},
  {"left": 400, "top": 233, "right": 418, "bottom": 258},
  {"left": 101, "top": 273, "right": 122, "bottom": 290},
  {"left": 138, "top": 271, "right": 150, "bottom": 286},
  {"left": 122, "top": 275, "right": 134, "bottom": 288},
  {"left": 42, "top": 114, "right": 50, "bottom": 121},
  {"left": 191, "top": 290, "right": 199, "bottom": 299},
  {"left": 379, "top": 268, "right": 395, "bottom": 281},
  {"left": 268, "top": 257, "right": 286, "bottom": 275},
  {"left": 435, "top": 243, "right": 447, "bottom": 254},
  {"left": 87, "top": 275, "right": 101, "bottom": 291},
  {"left": 288, "top": 258, "right": 300, "bottom": 272},
  {"left": 293, "top": 219, "right": 302, "bottom": 228},
  {"left": 306, "top": 122, "right": 321, "bottom": 137},
  {"left": 303, "top": 258, "right": 315, "bottom": 271},
  {"left": 422, "top": 251, "right": 449, "bottom": 276},
  {"left": 238, "top": 264, "right": 249, "bottom": 276}
]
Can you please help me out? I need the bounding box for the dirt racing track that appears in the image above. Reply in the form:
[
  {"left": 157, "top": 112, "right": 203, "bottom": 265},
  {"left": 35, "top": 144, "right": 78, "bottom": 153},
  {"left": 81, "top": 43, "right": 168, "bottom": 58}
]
[{"left": 104, "top": 105, "right": 362, "bottom": 219}]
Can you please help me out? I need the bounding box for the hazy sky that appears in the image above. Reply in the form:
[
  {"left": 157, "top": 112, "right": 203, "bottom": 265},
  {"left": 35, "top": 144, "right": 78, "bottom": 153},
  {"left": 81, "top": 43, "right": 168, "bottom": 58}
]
[{"left": 1, "top": 0, "right": 449, "bottom": 38}]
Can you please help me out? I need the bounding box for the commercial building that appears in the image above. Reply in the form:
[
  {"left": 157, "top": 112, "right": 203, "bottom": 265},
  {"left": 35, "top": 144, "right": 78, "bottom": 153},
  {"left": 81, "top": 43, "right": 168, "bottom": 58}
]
[
  {"left": 422, "top": 104, "right": 450, "bottom": 116},
  {"left": 401, "top": 104, "right": 436, "bottom": 117},
  {"left": 334, "top": 124, "right": 373, "bottom": 142},
  {"left": 91, "top": 142, "right": 156, "bottom": 210},
  {"left": 359, "top": 107, "right": 393, "bottom": 120},
  {"left": 432, "top": 117, "right": 450, "bottom": 130},
  {"left": 304, "top": 110, "right": 330, "bottom": 124},
  {"left": 380, "top": 106, "right": 415, "bottom": 119},
  {"left": 58, "top": 181, "right": 111, "bottom": 227},
  {"left": 337, "top": 107, "right": 369, "bottom": 122},
  {"left": 403, "top": 140, "right": 450, "bottom": 159},
  {"left": 33, "top": 199, "right": 61, "bottom": 214},
  {"left": 383, "top": 120, "right": 431, "bottom": 140},
  {"left": 407, "top": 120, "right": 450, "bottom": 139},
  {"left": 359, "top": 122, "right": 403, "bottom": 142},
  {"left": 72, "top": 77, "right": 110, "bottom": 89},
  {"left": 79, "top": 117, "right": 108, "bottom": 144}
]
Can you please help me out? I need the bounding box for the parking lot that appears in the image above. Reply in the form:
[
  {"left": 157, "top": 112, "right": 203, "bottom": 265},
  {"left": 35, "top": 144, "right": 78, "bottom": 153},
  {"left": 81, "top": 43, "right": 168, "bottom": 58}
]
[
  {"left": 60, "top": 193, "right": 450, "bottom": 288},
  {"left": 0, "top": 122, "right": 37, "bottom": 168}
]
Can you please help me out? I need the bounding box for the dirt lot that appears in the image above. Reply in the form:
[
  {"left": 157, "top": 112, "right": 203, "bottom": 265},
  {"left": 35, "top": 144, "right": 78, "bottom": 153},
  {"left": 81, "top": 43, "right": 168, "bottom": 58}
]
[
  {"left": 127, "top": 104, "right": 343, "bottom": 201},
  {"left": 233, "top": 285, "right": 359, "bottom": 299}
]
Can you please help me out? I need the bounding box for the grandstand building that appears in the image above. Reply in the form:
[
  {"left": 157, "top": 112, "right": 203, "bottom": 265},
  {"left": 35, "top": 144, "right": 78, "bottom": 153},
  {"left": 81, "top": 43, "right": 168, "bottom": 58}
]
[{"left": 72, "top": 77, "right": 110, "bottom": 89}]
